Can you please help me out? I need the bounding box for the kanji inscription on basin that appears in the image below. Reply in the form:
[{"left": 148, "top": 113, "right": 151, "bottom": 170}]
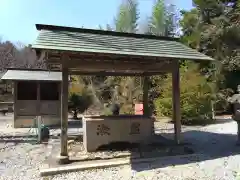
[
  {"left": 96, "top": 124, "right": 110, "bottom": 136},
  {"left": 130, "top": 122, "right": 140, "bottom": 135}
]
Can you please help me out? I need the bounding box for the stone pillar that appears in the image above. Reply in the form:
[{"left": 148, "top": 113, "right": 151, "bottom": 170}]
[{"left": 172, "top": 60, "right": 181, "bottom": 144}]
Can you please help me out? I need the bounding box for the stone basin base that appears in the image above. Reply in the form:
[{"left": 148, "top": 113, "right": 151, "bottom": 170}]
[{"left": 83, "top": 115, "right": 154, "bottom": 152}]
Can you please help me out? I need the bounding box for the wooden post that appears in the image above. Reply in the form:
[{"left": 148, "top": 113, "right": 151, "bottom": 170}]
[
  {"left": 13, "top": 81, "right": 17, "bottom": 128},
  {"left": 143, "top": 76, "right": 149, "bottom": 116},
  {"left": 37, "top": 116, "right": 42, "bottom": 143},
  {"left": 36, "top": 82, "right": 40, "bottom": 114},
  {"left": 36, "top": 82, "right": 41, "bottom": 127},
  {"left": 60, "top": 66, "right": 69, "bottom": 159},
  {"left": 172, "top": 60, "right": 181, "bottom": 144},
  {"left": 36, "top": 82, "right": 41, "bottom": 142},
  {"left": 142, "top": 76, "right": 154, "bottom": 135}
]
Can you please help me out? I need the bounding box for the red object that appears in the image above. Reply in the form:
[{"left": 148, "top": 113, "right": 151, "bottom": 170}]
[{"left": 135, "top": 103, "right": 143, "bottom": 115}]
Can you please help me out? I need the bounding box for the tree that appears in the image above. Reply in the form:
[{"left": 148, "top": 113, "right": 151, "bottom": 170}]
[
  {"left": 180, "top": 8, "right": 201, "bottom": 49},
  {"left": 94, "top": 0, "right": 142, "bottom": 114},
  {"left": 0, "top": 41, "right": 16, "bottom": 70},
  {"left": 180, "top": 0, "right": 240, "bottom": 114},
  {"left": 68, "top": 89, "right": 92, "bottom": 119},
  {"left": 0, "top": 40, "right": 46, "bottom": 70},
  {"left": 154, "top": 62, "right": 214, "bottom": 125},
  {"left": 147, "top": 0, "right": 178, "bottom": 36},
  {"left": 115, "top": 0, "right": 139, "bottom": 33},
  {"left": 142, "top": 0, "right": 180, "bottom": 115}
]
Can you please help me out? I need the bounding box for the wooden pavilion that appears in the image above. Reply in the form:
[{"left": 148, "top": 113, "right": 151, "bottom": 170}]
[
  {"left": 1, "top": 69, "right": 62, "bottom": 128},
  {"left": 31, "top": 24, "right": 213, "bottom": 162}
]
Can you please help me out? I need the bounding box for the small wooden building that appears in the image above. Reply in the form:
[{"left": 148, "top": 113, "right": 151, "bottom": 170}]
[{"left": 1, "top": 69, "right": 62, "bottom": 128}]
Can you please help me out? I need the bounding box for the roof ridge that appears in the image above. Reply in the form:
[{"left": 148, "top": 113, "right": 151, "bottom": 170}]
[{"left": 35, "top": 24, "right": 179, "bottom": 41}]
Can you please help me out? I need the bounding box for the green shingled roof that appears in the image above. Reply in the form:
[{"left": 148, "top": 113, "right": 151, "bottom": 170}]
[{"left": 32, "top": 24, "right": 214, "bottom": 61}]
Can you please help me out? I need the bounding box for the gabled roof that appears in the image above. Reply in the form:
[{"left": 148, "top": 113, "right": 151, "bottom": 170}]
[
  {"left": 32, "top": 24, "right": 214, "bottom": 61},
  {"left": 1, "top": 69, "right": 62, "bottom": 81}
]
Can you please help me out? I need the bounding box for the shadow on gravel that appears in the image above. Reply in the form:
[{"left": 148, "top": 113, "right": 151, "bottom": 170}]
[
  {"left": 211, "top": 117, "right": 233, "bottom": 125},
  {"left": 131, "top": 130, "right": 240, "bottom": 172},
  {"left": 47, "top": 119, "right": 82, "bottom": 129},
  {"left": 0, "top": 138, "right": 37, "bottom": 144},
  {"left": 168, "top": 117, "right": 232, "bottom": 127}
]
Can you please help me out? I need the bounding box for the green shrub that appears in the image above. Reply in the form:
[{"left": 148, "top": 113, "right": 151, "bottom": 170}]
[
  {"left": 154, "top": 63, "right": 214, "bottom": 125},
  {"left": 68, "top": 88, "right": 93, "bottom": 119}
]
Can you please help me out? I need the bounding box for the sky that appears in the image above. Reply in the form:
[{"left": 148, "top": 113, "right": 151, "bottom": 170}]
[{"left": 0, "top": 0, "right": 193, "bottom": 45}]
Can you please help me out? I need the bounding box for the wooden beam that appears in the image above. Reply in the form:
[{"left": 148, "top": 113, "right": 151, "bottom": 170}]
[
  {"left": 172, "top": 60, "right": 181, "bottom": 144},
  {"left": 48, "top": 59, "right": 173, "bottom": 73},
  {"left": 48, "top": 51, "right": 172, "bottom": 63},
  {"left": 60, "top": 61, "right": 69, "bottom": 158},
  {"left": 68, "top": 71, "right": 165, "bottom": 76},
  {"left": 45, "top": 62, "right": 170, "bottom": 76}
]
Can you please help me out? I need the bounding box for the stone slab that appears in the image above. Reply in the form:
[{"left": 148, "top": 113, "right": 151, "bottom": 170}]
[
  {"left": 40, "top": 157, "right": 131, "bottom": 176},
  {"left": 40, "top": 153, "right": 203, "bottom": 177}
]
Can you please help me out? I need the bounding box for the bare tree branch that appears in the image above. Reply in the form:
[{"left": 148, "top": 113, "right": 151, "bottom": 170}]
[{"left": 0, "top": 40, "right": 46, "bottom": 70}]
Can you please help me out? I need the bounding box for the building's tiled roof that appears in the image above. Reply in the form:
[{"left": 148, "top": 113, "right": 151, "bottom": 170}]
[
  {"left": 1, "top": 69, "right": 62, "bottom": 81},
  {"left": 32, "top": 24, "right": 214, "bottom": 61}
]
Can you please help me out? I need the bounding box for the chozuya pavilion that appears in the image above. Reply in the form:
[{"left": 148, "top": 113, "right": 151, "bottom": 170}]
[{"left": 31, "top": 24, "right": 213, "bottom": 163}]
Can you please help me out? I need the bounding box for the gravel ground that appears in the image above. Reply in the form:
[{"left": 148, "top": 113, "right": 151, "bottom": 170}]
[{"left": 1, "top": 115, "right": 240, "bottom": 180}]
